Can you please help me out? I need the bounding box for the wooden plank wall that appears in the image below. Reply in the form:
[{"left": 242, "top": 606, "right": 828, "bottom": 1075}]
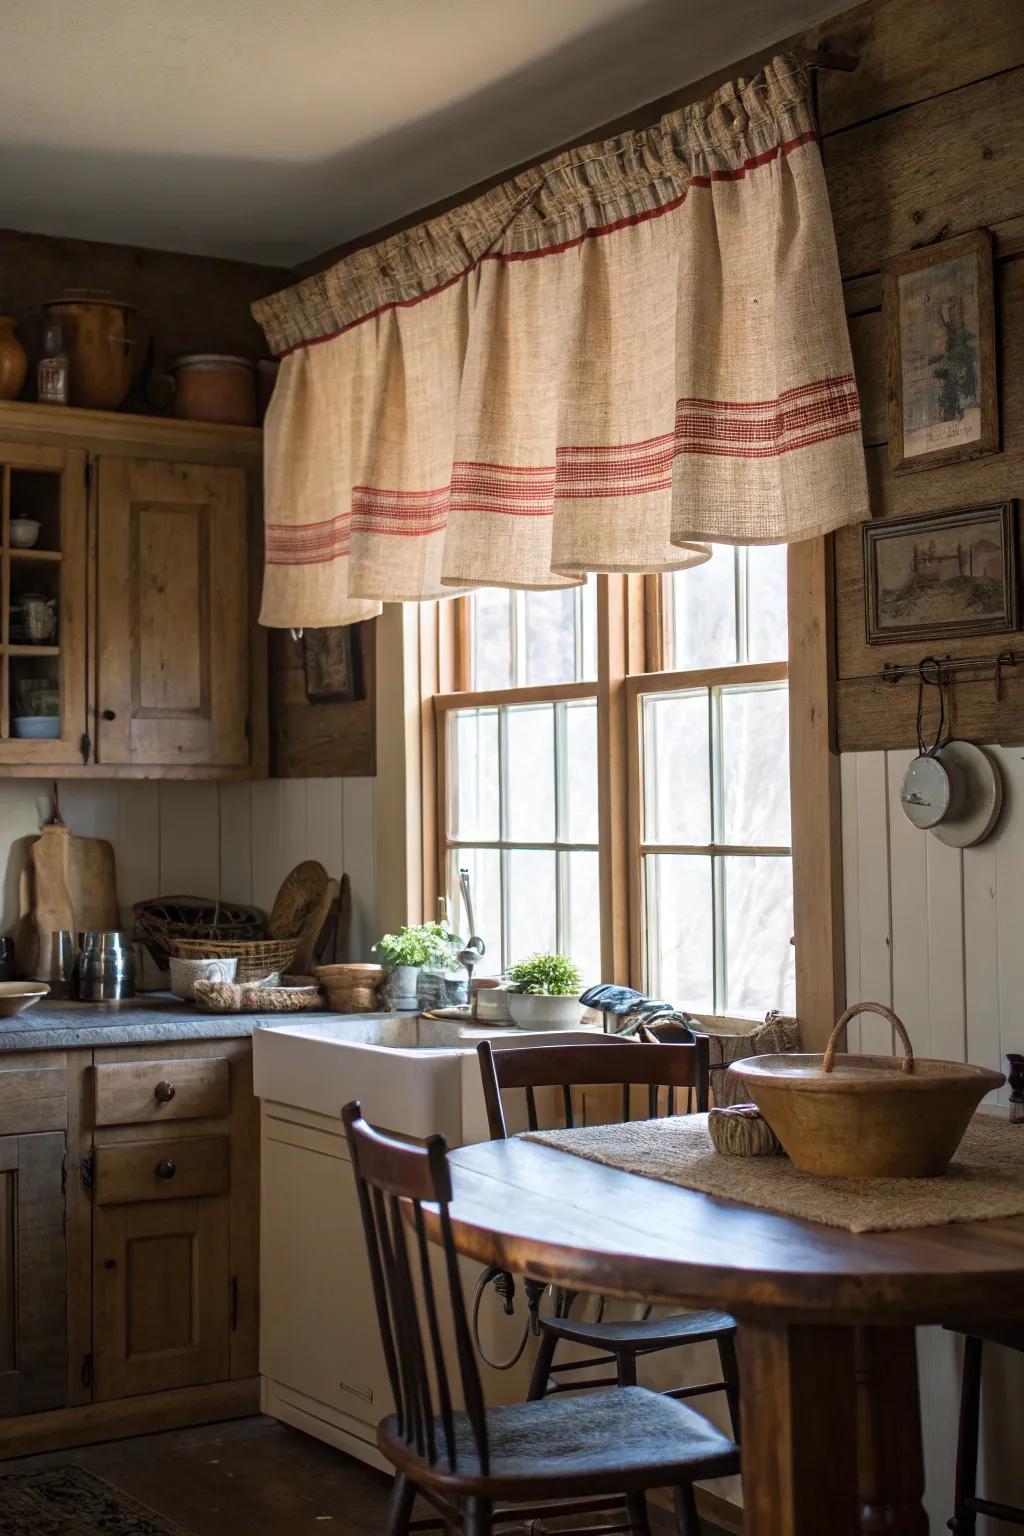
[
  {"left": 0, "top": 778, "right": 378, "bottom": 986},
  {"left": 804, "top": 0, "right": 1024, "bottom": 750}
]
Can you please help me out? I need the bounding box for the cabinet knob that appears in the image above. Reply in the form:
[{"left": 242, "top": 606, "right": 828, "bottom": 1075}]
[
  {"left": 154, "top": 1080, "right": 176, "bottom": 1103},
  {"left": 102, "top": 708, "right": 117, "bottom": 721},
  {"left": 104, "top": 1258, "right": 117, "bottom": 1271},
  {"left": 155, "top": 1158, "right": 177, "bottom": 1181}
]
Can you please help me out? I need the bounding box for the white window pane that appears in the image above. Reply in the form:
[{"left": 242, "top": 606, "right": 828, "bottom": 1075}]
[
  {"left": 746, "top": 545, "right": 789, "bottom": 663},
  {"left": 670, "top": 546, "right": 737, "bottom": 669},
  {"left": 643, "top": 692, "right": 711, "bottom": 846},
  {"left": 525, "top": 588, "right": 576, "bottom": 686},
  {"left": 720, "top": 685, "right": 791, "bottom": 847},
  {"left": 508, "top": 849, "right": 557, "bottom": 962},
  {"left": 448, "top": 709, "right": 499, "bottom": 841},
  {"left": 579, "top": 578, "right": 598, "bottom": 681},
  {"left": 565, "top": 850, "right": 601, "bottom": 988},
  {"left": 472, "top": 589, "right": 513, "bottom": 690},
  {"left": 563, "top": 699, "right": 598, "bottom": 843},
  {"left": 506, "top": 703, "right": 555, "bottom": 842},
  {"left": 723, "top": 855, "right": 795, "bottom": 1015},
  {"left": 644, "top": 854, "right": 713, "bottom": 1012},
  {"left": 448, "top": 848, "right": 502, "bottom": 977}
]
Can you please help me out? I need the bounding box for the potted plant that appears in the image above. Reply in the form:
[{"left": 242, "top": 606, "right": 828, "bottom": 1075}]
[
  {"left": 374, "top": 922, "right": 460, "bottom": 1010},
  {"left": 504, "top": 952, "right": 583, "bottom": 1031}
]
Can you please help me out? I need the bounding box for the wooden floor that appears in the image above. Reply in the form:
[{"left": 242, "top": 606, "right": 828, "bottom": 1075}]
[{"left": 0, "top": 1415, "right": 732, "bottom": 1534}]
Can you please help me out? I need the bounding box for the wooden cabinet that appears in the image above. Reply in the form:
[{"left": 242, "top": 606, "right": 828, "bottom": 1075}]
[
  {"left": 0, "top": 440, "right": 88, "bottom": 765},
  {"left": 96, "top": 458, "right": 251, "bottom": 768},
  {"left": 0, "top": 1131, "right": 67, "bottom": 1416},
  {"left": 0, "top": 401, "right": 266, "bottom": 778}
]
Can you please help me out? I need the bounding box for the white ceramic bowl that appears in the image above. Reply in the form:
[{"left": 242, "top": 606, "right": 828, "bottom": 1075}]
[
  {"left": 508, "top": 992, "right": 582, "bottom": 1031},
  {"left": 12, "top": 716, "right": 60, "bottom": 739},
  {"left": 169, "top": 955, "right": 238, "bottom": 1001},
  {"left": 9, "top": 518, "right": 40, "bottom": 548},
  {"left": 0, "top": 981, "right": 49, "bottom": 1020}
]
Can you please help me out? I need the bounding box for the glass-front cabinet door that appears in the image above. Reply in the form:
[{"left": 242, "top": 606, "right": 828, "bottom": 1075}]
[{"left": 0, "top": 441, "right": 88, "bottom": 766}]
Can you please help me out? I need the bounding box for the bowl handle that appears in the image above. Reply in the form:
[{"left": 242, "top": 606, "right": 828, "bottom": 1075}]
[{"left": 823, "top": 1002, "right": 915, "bottom": 1075}]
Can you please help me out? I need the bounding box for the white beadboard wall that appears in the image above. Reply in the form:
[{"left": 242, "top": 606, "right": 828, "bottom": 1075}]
[
  {"left": 0, "top": 778, "right": 377, "bottom": 987},
  {"left": 841, "top": 746, "right": 1024, "bottom": 1531}
]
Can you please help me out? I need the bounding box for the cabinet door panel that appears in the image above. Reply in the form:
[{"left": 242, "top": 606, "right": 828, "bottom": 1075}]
[
  {"left": 0, "top": 1131, "right": 67, "bottom": 1417},
  {"left": 96, "top": 457, "right": 250, "bottom": 766},
  {"left": 93, "top": 1194, "right": 230, "bottom": 1401}
]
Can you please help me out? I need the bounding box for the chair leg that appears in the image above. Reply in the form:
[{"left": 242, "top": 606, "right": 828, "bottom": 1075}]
[
  {"left": 526, "top": 1326, "right": 558, "bottom": 1400},
  {"left": 462, "top": 1495, "right": 492, "bottom": 1535},
  {"left": 384, "top": 1473, "right": 415, "bottom": 1536},
  {"left": 626, "top": 1491, "right": 652, "bottom": 1534},
  {"left": 950, "top": 1335, "right": 983, "bottom": 1535},
  {"left": 673, "top": 1483, "right": 701, "bottom": 1536},
  {"left": 717, "top": 1329, "right": 741, "bottom": 1442}
]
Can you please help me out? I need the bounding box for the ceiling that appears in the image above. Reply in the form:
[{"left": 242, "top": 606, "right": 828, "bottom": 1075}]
[{"left": 1, "top": 0, "right": 842, "bottom": 269}]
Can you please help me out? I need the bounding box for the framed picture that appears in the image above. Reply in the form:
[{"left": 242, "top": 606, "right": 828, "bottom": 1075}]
[
  {"left": 863, "top": 501, "right": 1019, "bottom": 645},
  {"left": 883, "top": 229, "right": 998, "bottom": 472}
]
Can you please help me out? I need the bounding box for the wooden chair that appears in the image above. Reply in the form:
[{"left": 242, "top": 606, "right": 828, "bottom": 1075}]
[
  {"left": 342, "top": 1099, "right": 739, "bottom": 1536},
  {"left": 948, "top": 1323, "right": 1024, "bottom": 1532},
  {"left": 476, "top": 1038, "right": 740, "bottom": 1434}
]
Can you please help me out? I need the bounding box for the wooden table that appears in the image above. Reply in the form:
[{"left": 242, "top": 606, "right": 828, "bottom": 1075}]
[{"left": 441, "top": 1137, "right": 1024, "bottom": 1536}]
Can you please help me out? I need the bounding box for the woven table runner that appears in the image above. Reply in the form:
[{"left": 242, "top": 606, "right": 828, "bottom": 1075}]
[{"left": 522, "top": 1113, "right": 1024, "bottom": 1233}]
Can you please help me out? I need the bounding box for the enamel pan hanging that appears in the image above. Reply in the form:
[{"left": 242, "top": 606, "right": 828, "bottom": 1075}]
[{"left": 899, "top": 659, "right": 1003, "bottom": 848}]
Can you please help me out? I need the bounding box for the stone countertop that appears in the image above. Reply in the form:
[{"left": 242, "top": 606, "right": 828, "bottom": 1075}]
[{"left": 0, "top": 993, "right": 282, "bottom": 1052}]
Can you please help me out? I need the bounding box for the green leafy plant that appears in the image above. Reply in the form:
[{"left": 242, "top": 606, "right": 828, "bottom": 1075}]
[
  {"left": 504, "top": 952, "right": 582, "bottom": 997},
  {"left": 374, "top": 922, "right": 459, "bottom": 970}
]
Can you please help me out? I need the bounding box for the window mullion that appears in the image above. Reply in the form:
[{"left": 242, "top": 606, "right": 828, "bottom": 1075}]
[
  {"left": 736, "top": 546, "right": 749, "bottom": 664},
  {"left": 513, "top": 591, "right": 526, "bottom": 687},
  {"left": 710, "top": 688, "right": 727, "bottom": 1011}
]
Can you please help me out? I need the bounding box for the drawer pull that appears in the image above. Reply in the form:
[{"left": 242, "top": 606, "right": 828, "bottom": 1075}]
[
  {"left": 154, "top": 1080, "right": 176, "bottom": 1103},
  {"left": 155, "top": 1158, "right": 177, "bottom": 1181}
]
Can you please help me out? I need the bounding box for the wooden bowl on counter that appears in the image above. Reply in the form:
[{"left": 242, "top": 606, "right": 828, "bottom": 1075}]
[
  {"left": 315, "top": 963, "right": 384, "bottom": 1014},
  {"left": 0, "top": 981, "right": 49, "bottom": 1020},
  {"left": 729, "top": 1003, "right": 1004, "bottom": 1178}
]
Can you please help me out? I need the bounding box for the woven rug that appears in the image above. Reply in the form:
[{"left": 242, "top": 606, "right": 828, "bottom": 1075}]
[
  {"left": 523, "top": 1112, "right": 1024, "bottom": 1233},
  {"left": 0, "top": 1466, "right": 187, "bottom": 1535}
]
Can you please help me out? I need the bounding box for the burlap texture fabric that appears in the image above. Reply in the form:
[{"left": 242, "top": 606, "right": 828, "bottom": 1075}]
[
  {"left": 523, "top": 1113, "right": 1024, "bottom": 1234},
  {"left": 253, "top": 53, "right": 868, "bottom": 628}
]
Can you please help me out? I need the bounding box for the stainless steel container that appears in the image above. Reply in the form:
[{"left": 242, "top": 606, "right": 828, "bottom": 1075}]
[{"left": 78, "top": 931, "right": 135, "bottom": 1001}]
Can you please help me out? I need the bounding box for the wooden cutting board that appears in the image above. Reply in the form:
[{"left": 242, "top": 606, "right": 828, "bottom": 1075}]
[{"left": 29, "top": 825, "right": 119, "bottom": 978}]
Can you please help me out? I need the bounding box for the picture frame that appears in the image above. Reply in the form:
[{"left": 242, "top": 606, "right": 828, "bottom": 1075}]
[
  {"left": 883, "top": 229, "right": 998, "bottom": 473},
  {"left": 863, "top": 501, "right": 1019, "bottom": 646}
]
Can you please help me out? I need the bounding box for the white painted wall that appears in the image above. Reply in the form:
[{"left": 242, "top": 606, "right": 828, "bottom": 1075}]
[
  {"left": 841, "top": 746, "right": 1024, "bottom": 1531},
  {"left": 0, "top": 777, "right": 377, "bottom": 987}
]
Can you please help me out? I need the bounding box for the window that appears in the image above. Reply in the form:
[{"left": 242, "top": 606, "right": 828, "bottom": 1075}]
[
  {"left": 636, "top": 544, "right": 794, "bottom": 1017},
  {"left": 436, "top": 579, "right": 600, "bottom": 984}
]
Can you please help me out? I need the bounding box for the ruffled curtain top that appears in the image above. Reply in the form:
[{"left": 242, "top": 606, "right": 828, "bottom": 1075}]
[{"left": 254, "top": 53, "right": 867, "bottom": 629}]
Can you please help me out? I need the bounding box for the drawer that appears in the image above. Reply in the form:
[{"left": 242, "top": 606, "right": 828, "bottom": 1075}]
[
  {"left": 94, "top": 1135, "right": 230, "bottom": 1206},
  {"left": 94, "top": 1057, "right": 230, "bottom": 1127},
  {"left": 0, "top": 1066, "right": 67, "bottom": 1134}
]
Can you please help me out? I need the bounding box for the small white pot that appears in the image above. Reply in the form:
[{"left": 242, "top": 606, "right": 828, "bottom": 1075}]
[
  {"left": 507, "top": 992, "right": 582, "bottom": 1031},
  {"left": 379, "top": 963, "right": 420, "bottom": 1011}
]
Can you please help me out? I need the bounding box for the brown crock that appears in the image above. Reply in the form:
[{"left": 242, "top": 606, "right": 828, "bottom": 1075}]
[{"left": 171, "top": 354, "right": 257, "bottom": 426}]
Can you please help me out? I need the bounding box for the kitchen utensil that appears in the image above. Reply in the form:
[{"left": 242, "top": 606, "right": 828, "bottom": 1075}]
[
  {"left": 290, "top": 877, "right": 340, "bottom": 975},
  {"left": 730, "top": 1002, "right": 1005, "bottom": 1178},
  {"left": 928, "top": 741, "right": 1003, "bottom": 848},
  {"left": 29, "top": 824, "right": 118, "bottom": 980},
  {"left": 0, "top": 981, "right": 48, "bottom": 1020},
  {"left": 0, "top": 315, "right": 28, "bottom": 401},
  {"left": 47, "top": 928, "right": 77, "bottom": 999},
  {"left": 169, "top": 954, "right": 239, "bottom": 1001},
  {"left": 78, "top": 930, "right": 135, "bottom": 1001},
  {"left": 12, "top": 716, "right": 60, "bottom": 739},
  {"left": 42, "top": 292, "right": 136, "bottom": 410},
  {"left": 8, "top": 518, "right": 40, "bottom": 548},
  {"left": 169, "top": 354, "right": 257, "bottom": 425},
  {"left": 268, "top": 861, "right": 330, "bottom": 940}
]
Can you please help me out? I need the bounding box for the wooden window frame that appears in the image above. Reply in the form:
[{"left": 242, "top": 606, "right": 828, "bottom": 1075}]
[
  {"left": 625, "top": 659, "right": 790, "bottom": 1012},
  {"left": 387, "top": 544, "right": 842, "bottom": 1047}
]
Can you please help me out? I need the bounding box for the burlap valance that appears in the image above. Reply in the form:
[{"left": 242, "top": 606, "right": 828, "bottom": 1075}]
[{"left": 253, "top": 53, "right": 868, "bottom": 629}]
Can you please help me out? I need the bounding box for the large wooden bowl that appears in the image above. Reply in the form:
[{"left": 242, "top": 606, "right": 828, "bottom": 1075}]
[{"left": 729, "top": 1003, "right": 1004, "bottom": 1178}]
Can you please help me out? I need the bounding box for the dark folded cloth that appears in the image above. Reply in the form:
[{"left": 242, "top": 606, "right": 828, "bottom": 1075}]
[{"left": 580, "top": 982, "right": 669, "bottom": 1014}]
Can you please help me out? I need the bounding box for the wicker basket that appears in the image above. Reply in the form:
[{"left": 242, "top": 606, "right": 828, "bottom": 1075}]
[
  {"left": 173, "top": 937, "right": 299, "bottom": 982},
  {"left": 134, "top": 896, "right": 265, "bottom": 970}
]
